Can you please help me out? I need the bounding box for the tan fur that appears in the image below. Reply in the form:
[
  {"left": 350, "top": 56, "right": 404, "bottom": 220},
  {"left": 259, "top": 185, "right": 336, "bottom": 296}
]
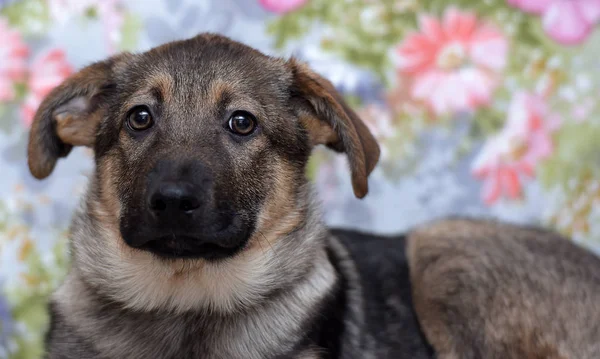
[
  {"left": 92, "top": 157, "right": 122, "bottom": 222},
  {"left": 407, "top": 218, "right": 600, "bottom": 359},
  {"left": 149, "top": 72, "right": 175, "bottom": 103},
  {"left": 295, "top": 348, "right": 324, "bottom": 359},
  {"left": 207, "top": 79, "right": 234, "bottom": 106},
  {"left": 54, "top": 103, "right": 101, "bottom": 147},
  {"left": 300, "top": 113, "right": 339, "bottom": 147},
  {"left": 249, "top": 160, "right": 304, "bottom": 251}
]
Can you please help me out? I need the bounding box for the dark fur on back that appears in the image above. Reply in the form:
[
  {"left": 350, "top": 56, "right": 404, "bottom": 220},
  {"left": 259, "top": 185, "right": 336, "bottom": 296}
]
[{"left": 329, "top": 229, "right": 434, "bottom": 359}]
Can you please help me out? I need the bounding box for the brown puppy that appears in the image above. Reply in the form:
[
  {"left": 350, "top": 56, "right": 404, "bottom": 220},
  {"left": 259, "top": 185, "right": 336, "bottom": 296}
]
[{"left": 28, "top": 33, "right": 600, "bottom": 359}]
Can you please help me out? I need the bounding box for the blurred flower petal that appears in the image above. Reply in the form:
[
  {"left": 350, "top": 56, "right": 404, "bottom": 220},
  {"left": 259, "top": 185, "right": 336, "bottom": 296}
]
[
  {"left": 0, "top": 18, "right": 29, "bottom": 102},
  {"left": 396, "top": 8, "right": 508, "bottom": 115}
]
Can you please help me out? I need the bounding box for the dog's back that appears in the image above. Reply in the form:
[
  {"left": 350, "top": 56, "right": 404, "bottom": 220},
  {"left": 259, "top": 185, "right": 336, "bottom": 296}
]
[
  {"left": 407, "top": 218, "right": 600, "bottom": 358},
  {"left": 326, "top": 219, "right": 600, "bottom": 359}
]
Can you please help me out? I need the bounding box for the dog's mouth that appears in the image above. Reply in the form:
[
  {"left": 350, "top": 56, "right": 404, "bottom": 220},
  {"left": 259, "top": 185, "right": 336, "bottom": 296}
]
[
  {"left": 121, "top": 212, "right": 254, "bottom": 260},
  {"left": 140, "top": 234, "right": 246, "bottom": 260}
]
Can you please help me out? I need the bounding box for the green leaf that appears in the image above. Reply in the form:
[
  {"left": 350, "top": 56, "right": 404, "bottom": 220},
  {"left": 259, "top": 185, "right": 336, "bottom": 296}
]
[
  {"left": 538, "top": 122, "right": 600, "bottom": 190},
  {"left": 5, "top": 229, "right": 69, "bottom": 359},
  {"left": 472, "top": 107, "right": 506, "bottom": 139},
  {"left": 306, "top": 149, "right": 328, "bottom": 182},
  {"left": 118, "top": 13, "right": 142, "bottom": 52},
  {"left": 1, "top": 0, "right": 51, "bottom": 35},
  {"left": 266, "top": 0, "right": 422, "bottom": 80},
  {"left": 0, "top": 105, "right": 18, "bottom": 134},
  {"left": 84, "top": 6, "right": 99, "bottom": 19}
]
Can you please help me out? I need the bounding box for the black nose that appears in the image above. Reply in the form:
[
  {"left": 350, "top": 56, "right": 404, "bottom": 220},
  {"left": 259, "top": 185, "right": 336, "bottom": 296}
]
[{"left": 149, "top": 182, "right": 201, "bottom": 215}]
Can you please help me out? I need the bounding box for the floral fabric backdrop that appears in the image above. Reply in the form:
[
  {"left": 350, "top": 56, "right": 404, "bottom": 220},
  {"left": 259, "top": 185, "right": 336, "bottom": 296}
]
[{"left": 1, "top": 0, "right": 599, "bottom": 357}]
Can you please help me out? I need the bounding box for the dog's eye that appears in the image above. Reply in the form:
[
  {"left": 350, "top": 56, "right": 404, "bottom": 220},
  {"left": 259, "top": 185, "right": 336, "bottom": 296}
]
[
  {"left": 228, "top": 111, "right": 256, "bottom": 136},
  {"left": 127, "top": 106, "right": 154, "bottom": 131}
]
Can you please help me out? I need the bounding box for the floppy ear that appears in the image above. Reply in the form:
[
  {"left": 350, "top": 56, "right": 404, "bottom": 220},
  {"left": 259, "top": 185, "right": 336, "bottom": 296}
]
[
  {"left": 27, "top": 54, "right": 128, "bottom": 180},
  {"left": 288, "top": 58, "right": 380, "bottom": 199}
]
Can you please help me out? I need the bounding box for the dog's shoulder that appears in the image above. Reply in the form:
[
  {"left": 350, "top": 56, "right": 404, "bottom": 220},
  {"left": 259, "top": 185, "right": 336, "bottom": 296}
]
[
  {"left": 406, "top": 217, "right": 600, "bottom": 359},
  {"left": 329, "top": 228, "right": 408, "bottom": 271},
  {"left": 327, "top": 228, "right": 434, "bottom": 359},
  {"left": 328, "top": 228, "right": 413, "bottom": 306}
]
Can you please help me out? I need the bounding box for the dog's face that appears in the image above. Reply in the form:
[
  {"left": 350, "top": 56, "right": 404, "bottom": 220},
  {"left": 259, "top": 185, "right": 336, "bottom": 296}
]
[{"left": 28, "top": 34, "right": 379, "bottom": 311}]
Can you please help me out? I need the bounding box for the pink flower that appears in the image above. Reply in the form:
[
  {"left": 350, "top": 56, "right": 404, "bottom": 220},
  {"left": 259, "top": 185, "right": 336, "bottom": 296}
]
[
  {"left": 508, "top": 0, "right": 600, "bottom": 45},
  {"left": 20, "top": 94, "right": 42, "bottom": 128},
  {"left": 357, "top": 104, "right": 394, "bottom": 141},
  {"left": 396, "top": 8, "right": 508, "bottom": 116},
  {"left": 471, "top": 92, "right": 559, "bottom": 205},
  {"left": 259, "top": 0, "right": 307, "bottom": 14},
  {"left": 96, "top": 0, "right": 124, "bottom": 54},
  {"left": 21, "top": 49, "right": 73, "bottom": 127},
  {"left": 0, "top": 18, "right": 29, "bottom": 102},
  {"left": 507, "top": 0, "right": 554, "bottom": 14},
  {"left": 572, "top": 97, "right": 595, "bottom": 122}
]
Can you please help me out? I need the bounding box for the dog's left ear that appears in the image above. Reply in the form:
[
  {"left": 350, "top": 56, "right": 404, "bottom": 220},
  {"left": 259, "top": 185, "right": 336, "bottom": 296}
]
[
  {"left": 288, "top": 58, "right": 380, "bottom": 199},
  {"left": 27, "top": 54, "right": 129, "bottom": 180}
]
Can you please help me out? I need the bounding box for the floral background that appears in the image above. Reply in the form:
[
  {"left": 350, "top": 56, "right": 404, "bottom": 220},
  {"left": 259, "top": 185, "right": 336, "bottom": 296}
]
[{"left": 1, "top": 0, "right": 599, "bottom": 357}]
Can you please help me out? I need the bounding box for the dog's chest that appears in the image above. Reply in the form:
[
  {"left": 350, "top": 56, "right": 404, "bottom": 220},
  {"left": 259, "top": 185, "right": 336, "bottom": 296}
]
[
  {"left": 135, "top": 314, "right": 314, "bottom": 358},
  {"left": 53, "top": 303, "right": 310, "bottom": 359},
  {"left": 52, "top": 286, "right": 318, "bottom": 359}
]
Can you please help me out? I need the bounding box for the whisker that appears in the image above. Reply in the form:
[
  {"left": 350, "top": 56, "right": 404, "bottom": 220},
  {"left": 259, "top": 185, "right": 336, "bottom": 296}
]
[
  {"left": 255, "top": 230, "right": 267, "bottom": 255},
  {"left": 258, "top": 230, "right": 276, "bottom": 254}
]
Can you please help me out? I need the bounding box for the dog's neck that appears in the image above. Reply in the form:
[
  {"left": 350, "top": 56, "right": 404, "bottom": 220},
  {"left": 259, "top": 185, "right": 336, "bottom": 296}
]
[
  {"left": 53, "top": 185, "right": 340, "bottom": 358},
  {"left": 54, "top": 255, "right": 337, "bottom": 358}
]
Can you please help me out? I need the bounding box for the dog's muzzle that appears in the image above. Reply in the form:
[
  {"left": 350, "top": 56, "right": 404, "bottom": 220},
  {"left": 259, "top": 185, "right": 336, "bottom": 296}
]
[{"left": 120, "top": 160, "right": 252, "bottom": 260}]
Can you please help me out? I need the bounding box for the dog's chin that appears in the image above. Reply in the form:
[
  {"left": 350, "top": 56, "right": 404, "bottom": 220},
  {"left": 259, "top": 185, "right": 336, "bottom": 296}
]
[
  {"left": 139, "top": 234, "right": 248, "bottom": 260},
  {"left": 119, "top": 208, "right": 255, "bottom": 260},
  {"left": 122, "top": 220, "right": 253, "bottom": 260}
]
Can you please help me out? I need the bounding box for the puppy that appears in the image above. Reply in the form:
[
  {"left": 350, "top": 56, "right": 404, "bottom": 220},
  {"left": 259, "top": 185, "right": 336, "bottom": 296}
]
[{"left": 28, "top": 34, "right": 600, "bottom": 359}]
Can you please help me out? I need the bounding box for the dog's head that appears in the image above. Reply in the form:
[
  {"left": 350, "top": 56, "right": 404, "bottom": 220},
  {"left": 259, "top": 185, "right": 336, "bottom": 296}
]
[{"left": 28, "top": 34, "right": 379, "bottom": 311}]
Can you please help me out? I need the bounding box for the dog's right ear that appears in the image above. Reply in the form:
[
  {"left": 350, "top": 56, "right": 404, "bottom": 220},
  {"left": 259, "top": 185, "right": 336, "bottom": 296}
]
[
  {"left": 287, "top": 58, "right": 380, "bottom": 199},
  {"left": 27, "top": 54, "right": 129, "bottom": 180}
]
